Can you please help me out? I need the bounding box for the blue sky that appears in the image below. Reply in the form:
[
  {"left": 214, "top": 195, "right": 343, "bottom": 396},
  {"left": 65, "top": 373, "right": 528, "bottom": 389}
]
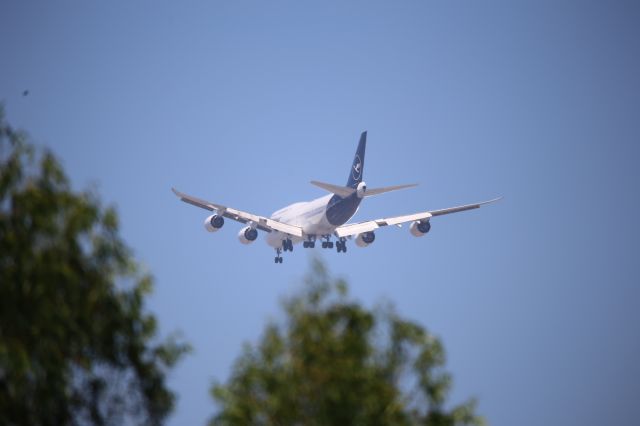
[{"left": 2, "top": 1, "right": 639, "bottom": 425}]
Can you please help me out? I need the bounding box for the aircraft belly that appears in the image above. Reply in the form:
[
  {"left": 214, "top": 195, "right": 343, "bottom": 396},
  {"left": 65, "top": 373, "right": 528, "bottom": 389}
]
[
  {"left": 302, "top": 212, "right": 335, "bottom": 235},
  {"left": 265, "top": 194, "right": 338, "bottom": 246},
  {"left": 265, "top": 231, "right": 281, "bottom": 248},
  {"left": 265, "top": 231, "right": 304, "bottom": 248}
]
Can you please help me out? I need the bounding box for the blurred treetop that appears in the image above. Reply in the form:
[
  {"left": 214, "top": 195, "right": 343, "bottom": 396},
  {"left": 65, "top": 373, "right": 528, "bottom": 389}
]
[
  {"left": 0, "top": 105, "right": 189, "bottom": 426},
  {"left": 211, "top": 259, "right": 485, "bottom": 426}
]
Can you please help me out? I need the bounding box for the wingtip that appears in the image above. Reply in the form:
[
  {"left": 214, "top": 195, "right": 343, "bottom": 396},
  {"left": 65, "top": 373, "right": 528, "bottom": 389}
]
[
  {"left": 484, "top": 196, "right": 503, "bottom": 205},
  {"left": 399, "top": 183, "right": 419, "bottom": 189},
  {"left": 396, "top": 183, "right": 419, "bottom": 190}
]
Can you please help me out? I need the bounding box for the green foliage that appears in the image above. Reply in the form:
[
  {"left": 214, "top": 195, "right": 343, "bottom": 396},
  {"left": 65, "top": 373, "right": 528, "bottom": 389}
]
[
  {"left": 0, "top": 106, "right": 189, "bottom": 426},
  {"left": 210, "top": 258, "right": 485, "bottom": 426}
]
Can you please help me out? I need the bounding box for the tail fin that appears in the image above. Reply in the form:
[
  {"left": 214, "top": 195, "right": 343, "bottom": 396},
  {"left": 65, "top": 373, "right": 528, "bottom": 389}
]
[{"left": 346, "top": 131, "right": 367, "bottom": 188}]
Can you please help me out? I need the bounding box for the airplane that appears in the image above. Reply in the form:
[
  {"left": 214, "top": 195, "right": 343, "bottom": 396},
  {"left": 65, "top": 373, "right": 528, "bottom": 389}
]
[{"left": 173, "top": 131, "right": 501, "bottom": 264}]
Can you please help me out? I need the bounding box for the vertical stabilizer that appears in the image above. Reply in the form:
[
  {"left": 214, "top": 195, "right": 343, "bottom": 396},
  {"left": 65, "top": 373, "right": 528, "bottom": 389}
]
[{"left": 346, "top": 131, "right": 366, "bottom": 188}]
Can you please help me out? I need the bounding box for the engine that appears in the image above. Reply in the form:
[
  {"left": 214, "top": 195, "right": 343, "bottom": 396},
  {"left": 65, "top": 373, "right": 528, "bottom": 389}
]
[
  {"left": 410, "top": 220, "right": 431, "bottom": 237},
  {"left": 204, "top": 214, "right": 224, "bottom": 232},
  {"left": 356, "top": 181, "right": 367, "bottom": 198},
  {"left": 355, "top": 231, "right": 375, "bottom": 247},
  {"left": 238, "top": 226, "right": 258, "bottom": 244}
]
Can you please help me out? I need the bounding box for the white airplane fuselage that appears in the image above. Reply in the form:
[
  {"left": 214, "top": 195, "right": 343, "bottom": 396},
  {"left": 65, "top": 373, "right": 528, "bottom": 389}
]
[{"left": 265, "top": 193, "right": 360, "bottom": 248}]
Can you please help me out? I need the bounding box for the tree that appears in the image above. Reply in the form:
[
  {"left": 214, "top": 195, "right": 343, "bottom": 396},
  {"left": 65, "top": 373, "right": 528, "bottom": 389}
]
[
  {"left": 0, "top": 106, "right": 189, "bottom": 426},
  {"left": 210, "top": 259, "right": 484, "bottom": 426}
]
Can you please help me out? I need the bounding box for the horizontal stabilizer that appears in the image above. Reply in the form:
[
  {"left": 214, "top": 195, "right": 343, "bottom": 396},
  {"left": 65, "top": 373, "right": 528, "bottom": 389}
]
[
  {"left": 310, "top": 181, "right": 356, "bottom": 197},
  {"left": 364, "top": 183, "right": 418, "bottom": 197}
]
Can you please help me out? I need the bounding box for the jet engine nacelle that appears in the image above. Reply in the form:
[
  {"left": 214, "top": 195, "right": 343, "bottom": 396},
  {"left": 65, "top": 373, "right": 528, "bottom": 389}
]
[
  {"left": 204, "top": 214, "right": 224, "bottom": 232},
  {"left": 238, "top": 226, "right": 258, "bottom": 244},
  {"left": 410, "top": 220, "right": 431, "bottom": 237},
  {"left": 356, "top": 181, "right": 367, "bottom": 198},
  {"left": 355, "top": 231, "right": 375, "bottom": 247}
]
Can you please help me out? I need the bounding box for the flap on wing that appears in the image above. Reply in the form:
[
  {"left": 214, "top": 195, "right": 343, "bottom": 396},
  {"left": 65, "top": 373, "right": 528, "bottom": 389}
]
[
  {"left": 377, "top": 212, "right": 432, "bottom": 226},
  {"left": 265, "top": 219, "right": 303, "bottom": 237},
  {"left": 335, "top": 211, "right": 433, "bottom": 238},
  {"left": 334, "top": 222, "right": 379, "bottom": 237}
]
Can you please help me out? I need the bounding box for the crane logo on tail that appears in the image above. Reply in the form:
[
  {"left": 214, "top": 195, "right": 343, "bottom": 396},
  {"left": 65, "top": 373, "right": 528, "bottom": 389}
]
[{"left": 352, "top": 155, "right": 362, "bottom": 180}]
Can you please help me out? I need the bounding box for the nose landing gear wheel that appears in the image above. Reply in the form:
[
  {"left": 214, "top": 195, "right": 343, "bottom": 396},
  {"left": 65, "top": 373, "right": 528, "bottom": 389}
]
[{"left": 274, "top": 248, "right": 283, "bottom": 264}]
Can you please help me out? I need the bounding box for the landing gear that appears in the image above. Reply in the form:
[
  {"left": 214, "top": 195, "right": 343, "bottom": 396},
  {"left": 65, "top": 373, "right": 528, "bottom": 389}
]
[
  {"left": 274, "top": 248, "right": 283, "bottom": 264},
  {"left": 336, "top": 238, "right": 347, "bottom": 253},
  {"left": 320, "top": 235, "right": 334, "bottom": 249},
  {"left": 303, "top": 236, "right": 316, "bottom": 249},
  {"left": 282, "top": 238, "right": 293, "bottom": 252}
]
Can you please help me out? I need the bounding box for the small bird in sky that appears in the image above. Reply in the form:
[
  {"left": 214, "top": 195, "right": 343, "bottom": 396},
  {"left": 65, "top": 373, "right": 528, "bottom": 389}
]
[{"left": 22, "top": 90, "right": 29, "bottom": 97}]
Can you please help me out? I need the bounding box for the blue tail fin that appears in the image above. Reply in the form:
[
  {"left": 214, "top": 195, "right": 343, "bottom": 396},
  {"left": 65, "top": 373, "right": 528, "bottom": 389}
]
[{"left": 346, "top": 131, "right": 366, "bottom": 188}]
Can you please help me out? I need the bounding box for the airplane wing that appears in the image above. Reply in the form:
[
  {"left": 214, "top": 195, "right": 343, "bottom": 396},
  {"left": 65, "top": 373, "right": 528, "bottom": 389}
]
[
  {"left": 171, "top": 188, "right": 303, "bottom": 237},
  {"left": 334, "top": 197, "right": 502, "bottom": 238}
]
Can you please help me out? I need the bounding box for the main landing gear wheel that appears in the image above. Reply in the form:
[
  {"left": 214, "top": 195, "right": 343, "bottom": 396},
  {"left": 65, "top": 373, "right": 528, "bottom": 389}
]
[
  {"left": 320, "top": 235, "right": 334, "bottom": 249},
  {"left": 303, "top": 237, "right": 316, "bottom": 248},
  {"left": 336, "top": 238, "right": 347, "bottom": 253},
  {"left": 282, "top": 238, "right": 293, "bottom": 252}
]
